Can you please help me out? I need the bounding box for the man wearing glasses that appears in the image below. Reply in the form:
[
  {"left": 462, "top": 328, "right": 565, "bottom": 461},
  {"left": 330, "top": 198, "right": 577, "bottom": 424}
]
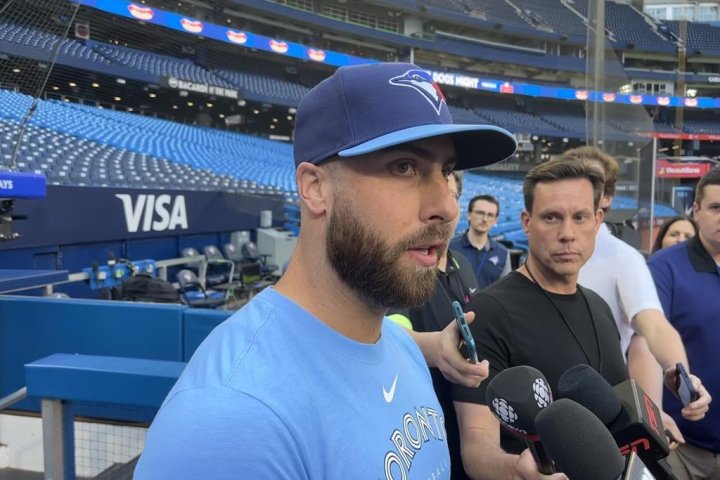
[{"left": 450, "top": 194, "right": 511, "bottom": 288}]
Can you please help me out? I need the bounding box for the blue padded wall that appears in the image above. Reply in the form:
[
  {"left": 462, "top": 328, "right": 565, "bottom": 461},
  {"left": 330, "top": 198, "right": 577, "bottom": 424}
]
[
  {"left": 182, "top": 309, "right": 233, "bottom": 361},
  {"left": 0, "top": 295, "right": 185, "bottom": 410}
]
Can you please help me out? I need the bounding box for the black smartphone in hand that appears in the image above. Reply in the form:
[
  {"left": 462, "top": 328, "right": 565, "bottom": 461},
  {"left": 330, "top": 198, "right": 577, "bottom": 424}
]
[
  {"left": 452, "top": 301, "right": 478, "bottom": 364},
  {"left": 676, "top": 363, "right": 699, "bottom": 406}
]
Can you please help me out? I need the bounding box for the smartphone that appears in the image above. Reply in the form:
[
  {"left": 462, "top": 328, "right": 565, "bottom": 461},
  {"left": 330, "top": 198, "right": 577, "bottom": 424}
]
[
  {"left": 676, "top": 363, "right": 699, "bottom": 406},
  {"left": 452, "top": 301, "right": 479, "bottom": 364}
]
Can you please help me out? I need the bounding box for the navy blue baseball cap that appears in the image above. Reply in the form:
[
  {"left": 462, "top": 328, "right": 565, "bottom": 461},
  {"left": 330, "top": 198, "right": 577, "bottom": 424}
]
[{"left": 293, "top": 62, "right": 517, "bottom": 170}]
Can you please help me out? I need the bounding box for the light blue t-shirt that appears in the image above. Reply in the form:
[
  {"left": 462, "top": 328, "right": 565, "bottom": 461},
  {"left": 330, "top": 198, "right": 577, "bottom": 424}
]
[{"left": 134, "top": 288, "right": 450, "bottom": 480}]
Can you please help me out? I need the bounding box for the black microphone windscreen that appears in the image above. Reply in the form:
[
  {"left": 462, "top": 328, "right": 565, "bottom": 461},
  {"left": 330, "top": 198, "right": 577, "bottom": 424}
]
[
  {"left": 485, "top": 365, "right": 552, "bottom": 439},
  {"left": 536, "top": 398, "right": 625, "bottom": 480},
  {"left": 557, "top": 364, "right": 622, "bottom": 425}
]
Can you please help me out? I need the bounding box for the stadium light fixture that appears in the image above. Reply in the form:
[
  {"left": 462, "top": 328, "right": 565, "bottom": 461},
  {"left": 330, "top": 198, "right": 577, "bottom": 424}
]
[
  {"left": 11, "top": 68, "right": 20, "bottom": 73},
  {"left": 206, "top": 102, "right": 213, "bottom": 107},
  {"left": 91, "top": 82, "right": 100, "bottom": 88},
  {"left": 287, "top": 115, "right": 293, "bottom": 120},
  {"left": 253, "top": 109, "right": 260, "bottom": 114},
  {"left": 149, "top": 93, "right": 157, "bottom": 98},
  {"left": 51, "top": 86, "right": 59, "bottom": 91},
  {"left": 187, "top": 101, "right": 194, "bottom": 106},
  {"left": 237, "top": 100, "right": 246, "bottom": 107},
  {"left": 288, "top": 107, "right": 297, "bottom": 114},
  {"left": 114, "top": 96, "right": 122, "bottom": 102},
  {"left": 68, "top": 82, "right": 77, "bottom": 87},
  {"left": 116, "top": 78, "right": 126, "bottom": 85},
  {"left": 172, "top": 105, "right": 178, "bottom": 110}
]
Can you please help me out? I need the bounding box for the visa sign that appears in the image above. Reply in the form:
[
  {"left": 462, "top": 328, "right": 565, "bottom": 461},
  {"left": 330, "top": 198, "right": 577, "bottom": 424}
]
[{"left": 115, "top": 194, "right": 188, "bottom": 233}]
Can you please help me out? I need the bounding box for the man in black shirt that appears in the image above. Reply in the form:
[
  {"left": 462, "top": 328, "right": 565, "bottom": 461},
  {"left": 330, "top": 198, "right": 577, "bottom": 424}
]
[{"left": 454, "top": 160, "right": 628, "bottom": 479}]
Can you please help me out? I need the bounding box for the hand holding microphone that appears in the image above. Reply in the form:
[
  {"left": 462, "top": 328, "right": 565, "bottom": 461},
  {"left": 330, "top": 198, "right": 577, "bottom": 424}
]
[{"left": 485, "top": 365, "right": 555, "bottom": 474}]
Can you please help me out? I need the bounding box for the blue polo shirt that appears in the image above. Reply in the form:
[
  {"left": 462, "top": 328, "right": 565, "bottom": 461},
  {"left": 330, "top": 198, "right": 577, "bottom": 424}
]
[
  {"left": 648, "top": 236, "right": 720, "bottom": 453},
  {"left": 449, "top": 231, "right": 509, "bottom": 289}
]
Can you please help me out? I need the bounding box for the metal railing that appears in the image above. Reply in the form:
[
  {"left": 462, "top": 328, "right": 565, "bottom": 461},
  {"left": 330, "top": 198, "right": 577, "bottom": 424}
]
[{"left": 0, "top": 386, "right": 28, "bottom": 411}]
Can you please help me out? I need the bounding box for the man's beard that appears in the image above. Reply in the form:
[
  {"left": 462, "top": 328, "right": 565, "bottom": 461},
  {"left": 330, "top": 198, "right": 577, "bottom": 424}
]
[{"left": 326, "top": 196, "right": 452, "bottom": 309}]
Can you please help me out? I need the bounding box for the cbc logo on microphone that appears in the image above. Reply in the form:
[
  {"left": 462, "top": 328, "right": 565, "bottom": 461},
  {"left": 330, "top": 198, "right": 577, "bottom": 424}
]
[
  {"left": 492, "top": 397, "right": 518, "bottom": 424},
  {"left": 533, "top": 378, "right": 551, "bottom": 408}
]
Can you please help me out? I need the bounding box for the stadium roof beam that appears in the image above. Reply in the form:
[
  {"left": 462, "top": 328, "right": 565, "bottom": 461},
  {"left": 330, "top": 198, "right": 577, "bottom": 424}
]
[
  {"left": 321, "top": 32, "right": 398, "bottom": 54},
  {"left": 222, "top": 7, "right": 314, "bottom": 35},
  {"left": 435, "top": 30, "right": 547, "bottom": 55}
]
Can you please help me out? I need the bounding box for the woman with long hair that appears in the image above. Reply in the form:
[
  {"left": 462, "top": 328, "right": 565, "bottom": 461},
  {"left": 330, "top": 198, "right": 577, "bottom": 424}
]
[{"left": 651, "top": 216, "right": 698, "bottom": 254}]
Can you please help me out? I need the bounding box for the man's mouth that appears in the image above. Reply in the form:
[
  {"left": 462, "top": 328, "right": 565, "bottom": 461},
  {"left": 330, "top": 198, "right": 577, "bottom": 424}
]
[{"left": 408, "top": 241, "right": 445, "bottom": 267}]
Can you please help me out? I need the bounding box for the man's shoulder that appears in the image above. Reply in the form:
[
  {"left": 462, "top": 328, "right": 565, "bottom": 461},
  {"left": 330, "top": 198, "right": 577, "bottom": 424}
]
[
  {"left": 648, "top": 241, "right": 689, "bottom": 267},
  {"left": 477, "top": 272, "right": 526, "bottom": 301},
  {"left": 449, "top": 232, "right": 469, "bottom": 249},
  {"left": 450, "top": 248, "right": 473, "bottom": 268},
  {"left": 579, "top": 284, "right": 611, "bottom": 307},
  {"left": 598, "top": 229, "right": 645, "bottom": 262},
  {"left": 489, "top": 239, "right": 509, "bottom": 253}
]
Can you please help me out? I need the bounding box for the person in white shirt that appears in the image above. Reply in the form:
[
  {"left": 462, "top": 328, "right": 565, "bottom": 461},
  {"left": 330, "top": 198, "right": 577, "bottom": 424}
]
[{"left": 565, "top": 147, "right": 710, "bottom": 445}]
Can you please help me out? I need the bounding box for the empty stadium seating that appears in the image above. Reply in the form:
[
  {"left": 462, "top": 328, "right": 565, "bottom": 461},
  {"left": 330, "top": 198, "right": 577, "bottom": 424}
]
[
  {"left": 0, "top": 21, "right": 111, "bottom": 64},
  {"left": 93, "top": 43, "right": 234, "bottom": 88},
  {"left": 464, "top": 0, "right": 529, "bottom": 28},
  {"left": 0, "top": 89, "right": 296, "bottom": 195},
  {"left": 514, "top": 0, "right": 587, "bottom": 36},
  {"left": 664, "top": 21, "right": 720, "bottom": 53},
  {"left": 604, "top": 1, "right": 670, "bottom": 48}
]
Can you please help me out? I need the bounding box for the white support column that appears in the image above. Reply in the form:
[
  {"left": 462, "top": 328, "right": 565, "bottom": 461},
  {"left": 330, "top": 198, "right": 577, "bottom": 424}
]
[{"left": 41, "top": 399, "right": 65, "bottom": 480}]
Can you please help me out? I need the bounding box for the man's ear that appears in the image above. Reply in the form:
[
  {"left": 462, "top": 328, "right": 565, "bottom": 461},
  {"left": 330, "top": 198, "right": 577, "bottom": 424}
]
[
  {"left": 521, "top": 210, "right": 530, "bottom": 234},
  {"left": 595, "top": 208, "right": 605, "bottom": 228},
  {"left": 296, "top": 162, "right": 331, "bottom": 216}
]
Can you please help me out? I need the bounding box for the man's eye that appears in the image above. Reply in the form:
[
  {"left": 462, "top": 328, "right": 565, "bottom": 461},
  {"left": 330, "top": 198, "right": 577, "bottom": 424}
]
[{"left": 394, "top": 162, "right": 416, "bottom": 175}]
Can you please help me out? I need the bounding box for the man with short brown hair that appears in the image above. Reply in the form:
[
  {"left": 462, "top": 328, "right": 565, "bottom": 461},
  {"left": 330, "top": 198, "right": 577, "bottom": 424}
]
[{"left": 457, "top": 159, "right": 626, "bottom": 479}]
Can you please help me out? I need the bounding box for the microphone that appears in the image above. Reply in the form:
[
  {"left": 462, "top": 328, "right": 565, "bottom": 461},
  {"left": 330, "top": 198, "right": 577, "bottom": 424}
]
[
  {"left": 624, "top": 450, "right": 658, "bottom": 480},
  {"left": 485, "top": 365, "right": 554, "bottom": 474},
  {"left": 535, "top": 398, "right": 626, "bottom": 480},
  {"left": 557, "top": 365, "right": 674, "bottom": 479}
]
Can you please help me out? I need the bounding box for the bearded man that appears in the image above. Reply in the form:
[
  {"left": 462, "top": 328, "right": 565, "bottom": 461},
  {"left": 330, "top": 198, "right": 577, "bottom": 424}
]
[{"left": 134, "top": 62, "right": 516, "bottom": 480}]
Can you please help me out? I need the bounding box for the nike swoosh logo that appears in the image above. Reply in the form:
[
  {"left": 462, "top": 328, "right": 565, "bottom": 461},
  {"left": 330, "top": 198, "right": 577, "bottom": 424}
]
[
  {"left": 383, "top": 374, "right": 398, "bottom": 403},
  {"left": 469, "top": 287, "right": 477, "bottom": 294}
]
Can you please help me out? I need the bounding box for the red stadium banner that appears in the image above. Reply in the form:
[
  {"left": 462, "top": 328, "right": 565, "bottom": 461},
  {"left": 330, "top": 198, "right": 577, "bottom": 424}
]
[
  {"left": 650, "top": 133, "right": 720, "bottom": 141},
  {"left": 656, "top": 160, "right": 712, "bottom": 178}
]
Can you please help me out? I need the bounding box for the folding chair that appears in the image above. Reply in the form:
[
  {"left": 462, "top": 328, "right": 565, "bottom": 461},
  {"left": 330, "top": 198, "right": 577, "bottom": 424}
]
[{"left": 175, "top": 269, "right": 225, "bottom": 309}]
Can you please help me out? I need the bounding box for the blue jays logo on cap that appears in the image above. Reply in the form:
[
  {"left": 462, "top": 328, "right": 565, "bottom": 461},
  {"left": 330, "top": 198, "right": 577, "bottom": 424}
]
[{"left": 389, "top": 69, "right": 446, "bottom": 115}]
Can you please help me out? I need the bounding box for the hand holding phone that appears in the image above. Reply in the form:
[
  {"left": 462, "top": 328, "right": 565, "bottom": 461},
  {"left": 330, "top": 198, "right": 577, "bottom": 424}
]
[
  {"left": 675, "top": 363, "right": 699, "bottom": 406},
  {"left": 452, "top": 301, "right": 479, "bottom": 364}
]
